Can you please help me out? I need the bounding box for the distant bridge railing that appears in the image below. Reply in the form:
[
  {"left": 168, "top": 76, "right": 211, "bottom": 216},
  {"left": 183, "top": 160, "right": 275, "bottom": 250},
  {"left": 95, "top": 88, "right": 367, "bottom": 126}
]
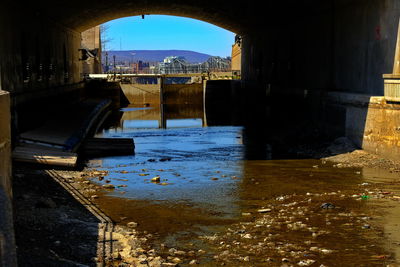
[{"left": 86, "top": 71, "right": 240, "bottom": 81}]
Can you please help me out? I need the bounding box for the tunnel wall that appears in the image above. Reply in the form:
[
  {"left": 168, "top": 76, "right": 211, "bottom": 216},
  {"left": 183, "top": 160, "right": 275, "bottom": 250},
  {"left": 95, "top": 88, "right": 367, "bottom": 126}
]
[
  {"left": 0, "top": 0, "right": 399, "bottom": 106},
  {"left": 0, "top": 4, "right": 83, "bottom": 107},
  {"left": 238, "top": 0, "right": 400, "bottom": 158},
  {"left": 1, "top": 0, "right": 399, "bottom": 108},
  {"left": 241, "top": 0, "right": 400, "bottom": 96}
]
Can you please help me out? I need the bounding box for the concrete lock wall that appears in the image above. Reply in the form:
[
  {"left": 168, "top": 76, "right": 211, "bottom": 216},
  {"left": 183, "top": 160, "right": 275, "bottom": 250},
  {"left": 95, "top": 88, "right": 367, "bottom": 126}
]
[
  {"left": 0, "top": 91, "right": 17, "bottom": 267},
  {"left": 162, "top": 83, "right": 203, "bottom": 105},
  {"left": 120, "top": 82, "right": 204, "bottom": 105},
  {"left": 120, "top": 84, "right": 161, "bottom": 105}
]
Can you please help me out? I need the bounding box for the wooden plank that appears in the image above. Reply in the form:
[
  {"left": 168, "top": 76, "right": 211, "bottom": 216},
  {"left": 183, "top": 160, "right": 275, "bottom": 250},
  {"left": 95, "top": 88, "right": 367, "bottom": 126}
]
[
  {"left": 82, "top": 138, "right": 135, "bottom": 156},
  {"left": 12, "top": 145, "right": 77, "bottom": 167}
]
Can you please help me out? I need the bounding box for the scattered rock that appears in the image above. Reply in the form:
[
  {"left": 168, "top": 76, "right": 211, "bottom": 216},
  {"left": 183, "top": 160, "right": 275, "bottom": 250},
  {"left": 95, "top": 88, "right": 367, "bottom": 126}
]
[
  {"left": 138, "top": 254, "right": 148, "bottom": 264},
  {"left": 151, "top": 176, "right": 161, "bottom": 183},
  {"left": 127, "top": 222, "right": 138, "bottom": 228},
  {"left": 298, "top": 259, "right": 316, "bottom": 266},
  {"left": 171, "top": 257, "right": 181, "bottom": 263},
  {"left": 258, "top": 208, "right": 272, "bottom": 213},
  {"left": 174, "top": 250, "right": 186, "bottom": 256},
  {"left": 243, "top": 234, "right": 252, "bottom": 239},
  {"left": 112, "top": 252, "right": 121, "bottom": 259},
  {"left": 102, "top": 184, "right": 115, "bottom": 189},
  {"left": 320, "top": 203, "right": 335, "bottom": 209},
  {"left": 320, "top": 249, "right": 333, "bottom": 254}
]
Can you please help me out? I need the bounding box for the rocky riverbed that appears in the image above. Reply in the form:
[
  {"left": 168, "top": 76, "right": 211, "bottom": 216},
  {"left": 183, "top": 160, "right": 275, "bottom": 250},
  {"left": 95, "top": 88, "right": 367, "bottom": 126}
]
[{"left": 12, "top": 136, "right": 400, "bottom": 266}]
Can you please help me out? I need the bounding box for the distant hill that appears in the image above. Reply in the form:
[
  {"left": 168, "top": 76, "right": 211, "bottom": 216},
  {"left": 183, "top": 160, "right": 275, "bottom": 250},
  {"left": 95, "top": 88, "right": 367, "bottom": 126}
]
[{"left": 103, "top": 50, "right": 213, "bottom": 64}]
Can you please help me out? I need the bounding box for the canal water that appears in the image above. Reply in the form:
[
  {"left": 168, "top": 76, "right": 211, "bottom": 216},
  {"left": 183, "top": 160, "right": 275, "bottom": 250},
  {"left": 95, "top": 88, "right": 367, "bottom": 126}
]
[{"left": 87, "top": 104, "right": 400, "bottom": 266}]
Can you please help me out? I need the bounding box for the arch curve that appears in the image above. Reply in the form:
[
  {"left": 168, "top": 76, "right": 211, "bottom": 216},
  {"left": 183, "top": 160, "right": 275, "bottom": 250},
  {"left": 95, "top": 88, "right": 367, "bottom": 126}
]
[{"left": 37, "top": 0, "right": 250, "bottom": 34}]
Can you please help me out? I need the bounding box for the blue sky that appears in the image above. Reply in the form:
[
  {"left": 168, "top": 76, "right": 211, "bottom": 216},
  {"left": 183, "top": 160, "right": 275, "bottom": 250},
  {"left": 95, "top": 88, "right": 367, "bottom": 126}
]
[{"left": 103, "top": 15, "right": 235, "bottom": 57}]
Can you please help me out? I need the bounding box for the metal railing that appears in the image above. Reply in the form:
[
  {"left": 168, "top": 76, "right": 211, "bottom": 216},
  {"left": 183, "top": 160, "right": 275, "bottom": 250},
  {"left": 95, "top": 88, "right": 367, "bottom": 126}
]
[{"left": 87, "top": 70, "right": 241, "bottom": 81}]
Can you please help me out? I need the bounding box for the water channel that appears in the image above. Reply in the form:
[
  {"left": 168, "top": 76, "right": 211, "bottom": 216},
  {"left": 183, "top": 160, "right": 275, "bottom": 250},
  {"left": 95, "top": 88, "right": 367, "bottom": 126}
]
[{"left": 86, "top": 103, "right": 400, "bottom": 266}]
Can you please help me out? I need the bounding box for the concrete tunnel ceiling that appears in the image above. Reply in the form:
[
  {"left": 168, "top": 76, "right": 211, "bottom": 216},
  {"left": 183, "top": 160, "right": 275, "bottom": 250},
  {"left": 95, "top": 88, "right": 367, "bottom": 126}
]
[{"left": 27, "top": 0, "right": 291, "bottom": 34}]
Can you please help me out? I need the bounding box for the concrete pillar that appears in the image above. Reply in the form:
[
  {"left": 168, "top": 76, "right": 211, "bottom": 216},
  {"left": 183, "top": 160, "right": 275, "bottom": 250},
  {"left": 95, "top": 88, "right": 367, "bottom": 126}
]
[
  {"left": 158, "top": 77, "right": 164, "bottom": 104},
  {"left": 393, "top": 19, "right": 400, "bottom": 74},
  {"left": 0, "top": 90, "right": 17, "bottom": 266}
]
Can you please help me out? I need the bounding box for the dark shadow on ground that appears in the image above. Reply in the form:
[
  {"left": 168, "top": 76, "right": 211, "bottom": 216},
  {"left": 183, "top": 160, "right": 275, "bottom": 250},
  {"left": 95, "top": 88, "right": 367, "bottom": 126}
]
[{"left": 12, "top": 164, "right": 101, "bottom": 267}]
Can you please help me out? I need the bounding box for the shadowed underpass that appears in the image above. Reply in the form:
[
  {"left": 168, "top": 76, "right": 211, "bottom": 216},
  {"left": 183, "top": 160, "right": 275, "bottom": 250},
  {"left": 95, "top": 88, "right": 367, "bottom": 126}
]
[{"left": 3, "top": 0, "right": 400, "bottom": 266}]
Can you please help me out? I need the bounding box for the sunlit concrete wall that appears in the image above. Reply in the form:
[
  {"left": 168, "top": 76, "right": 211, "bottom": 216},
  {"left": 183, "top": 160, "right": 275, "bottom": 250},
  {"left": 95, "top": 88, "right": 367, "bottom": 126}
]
[
  {"left": 81, "top": 26, "right": 102, "bottom": 75},
  {"left": 321, "top": 92, "right": 400, "bottom": 160},
  {"left": 231, "top": 43, "right": 241, "bottom": 72},
  {"left": 120, "top": 84, "right": 161, "bottom": 104},
  {"left": 120, "top": 82, "right": 204, "bottom": 105},
  {"left": 344, "top": 95, "right": 400, "bottom": 160},
  {"left": 163, "top": 83, "right": 203, "bottom": 105}
]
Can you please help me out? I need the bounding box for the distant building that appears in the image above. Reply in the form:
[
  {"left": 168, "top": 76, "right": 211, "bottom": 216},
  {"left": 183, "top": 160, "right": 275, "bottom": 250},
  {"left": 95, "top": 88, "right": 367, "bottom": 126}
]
[
  {"left": 81, "top": 26, "right": 102, "bottom": 75},
  {"left": 131, "top": 61, "right": 150, "bottom": 73},
  {"left": 231, "top": 35, "right": 241, "bottom": 73}
]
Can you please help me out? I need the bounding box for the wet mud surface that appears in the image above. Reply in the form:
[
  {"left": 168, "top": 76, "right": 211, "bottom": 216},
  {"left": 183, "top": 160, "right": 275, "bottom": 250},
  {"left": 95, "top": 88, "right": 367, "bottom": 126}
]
[{"left": 13, "top": 104, "right": 400, "bottom": 266}]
